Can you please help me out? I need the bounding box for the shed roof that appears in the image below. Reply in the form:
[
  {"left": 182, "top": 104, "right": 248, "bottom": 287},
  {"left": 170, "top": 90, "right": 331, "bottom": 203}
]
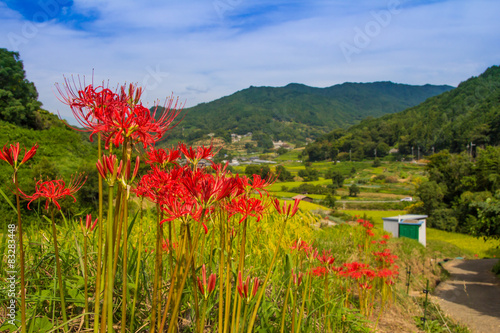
[
  {"left": 382, "top": 214, "right": 428, "bottom": 222},
  {"left": 292, "top": 195, "right": 312, "bottom": 200}
]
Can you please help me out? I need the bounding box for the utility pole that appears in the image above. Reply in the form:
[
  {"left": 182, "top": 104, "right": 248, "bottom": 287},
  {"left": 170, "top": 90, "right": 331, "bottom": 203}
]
[
  {"left": 349, "top": 149, "right": 351, "bottom": 162},
  {"left": 411, "top": 146, "right": 414, "bottom": 162},
  {"left": 417, "top": 147, "right": 420, "bottom": 162},
  {"left": 432, "top": 146, "right": 435, "bottom": 155}
]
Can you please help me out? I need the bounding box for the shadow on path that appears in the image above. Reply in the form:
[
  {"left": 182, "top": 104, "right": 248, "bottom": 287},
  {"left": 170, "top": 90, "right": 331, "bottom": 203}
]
[{"left": 434, "top": 259, "right": 500, "bottom": 333}]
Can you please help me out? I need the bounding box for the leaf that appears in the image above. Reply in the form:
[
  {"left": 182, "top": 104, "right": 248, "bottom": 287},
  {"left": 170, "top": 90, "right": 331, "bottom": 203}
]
[{"left": 0, "top": 187, "right": 17, "bottom": 213}]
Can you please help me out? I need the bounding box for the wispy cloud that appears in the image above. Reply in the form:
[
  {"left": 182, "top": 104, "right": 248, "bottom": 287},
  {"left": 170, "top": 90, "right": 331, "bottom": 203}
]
[{"left": 1, "top": 0, "right": 499, "bottom": 123}]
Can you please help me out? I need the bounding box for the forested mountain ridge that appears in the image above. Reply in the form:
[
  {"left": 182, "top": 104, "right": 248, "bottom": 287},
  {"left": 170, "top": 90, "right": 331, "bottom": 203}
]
[
  {"left": 162, "top": 81, "right": 453, "bottom": 145},
  {"left": 305, "top": 66, "right": 500, "bottom": 161}
]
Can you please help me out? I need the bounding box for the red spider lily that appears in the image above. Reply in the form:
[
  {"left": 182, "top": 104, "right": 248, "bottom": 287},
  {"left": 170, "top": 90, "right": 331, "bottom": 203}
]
[
  {"left": 160, "top": 196, "right": 206, "bottom": 231},
  {"left": 310, "top": 266, "right": 328, "bottom": 277},
  {"left": 359, "top": 282, "right": 372, "bottom": 290},
  {"left": 145, "top": 147, "right": 180, "bottom": 168},
  {"left": 226, "top": 196, "right": 266, "bottom": 224},
  {"left": 0, "top": 142, "right": 38, "bottom": 170},
  {"left": 382, "top": 234, "right": 391, "bottom": 240},
  {"left": 292, "top": 270, "right": 303, "bottom": 286},
  {"left": 80, "top": 214, "right": 98, "bottom": 236},
  {"left": 178, "top": 142, "right": 216, "bottom": 165},
  {"left": 123, "top": 156, "right": 141, "bottom": 182},
  {"left": 373, "top": 249, "right": 398, "bottom": 265},
  {"left": 249, "top": 174, "right": 276, "bottom": 197},
  {"left": 377, "top": 268, "right": 397, "bottom": 279},
  {"left": 96, "top": 154, "right": 123, "bottom": 183},
  {"left": 366, "top": 229, "right": 375, "bottom": 237},
  {"left": 57, "top": 80, "right": 184, "bottom": 149},
  {"left": 197, "top": 264, "right": 217, "bottom": 299},
  {"left": 316, "top": 250, "right": 335, "bottom": 266},
  {"left": 291, "top": 239, "right": 312, "bottom": 253},
  {"left": 272, "top": 198, "right": 300, "bottom": 219},
  {"left": 237, "top": 271, "right": 260, "bottom": 302},
  {"left": 162, "top": 239, "right": 178, "bottom": 253},
  {"left": 184, "top": 171, "right": 238, "bottom": 208},
  {"left": 357, "top": 219, "right": 374, "bottom": 229},
  {"left": 19, "top": 174, "right": 87, "bottom": 210}
]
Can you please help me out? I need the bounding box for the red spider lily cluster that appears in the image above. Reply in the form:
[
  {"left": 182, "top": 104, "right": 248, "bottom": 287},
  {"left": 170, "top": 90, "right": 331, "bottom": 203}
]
[
  {"left": 134, "top": 144, "right": 283, "bottom": 234},
  {"left": 19, "top": 174, "right": 87, "bottom": 210},
  {"left": 237, "top": 271, "right": 260, "bottom": 303},
  {"left": 197, "top": 264, "right": 217, "bottom": 299},
  {"left": 0, "top": 142, "right": 38, "bottom": 171},
  {"left": 56, "top": 79, "right": 184, "bottom": 149}
]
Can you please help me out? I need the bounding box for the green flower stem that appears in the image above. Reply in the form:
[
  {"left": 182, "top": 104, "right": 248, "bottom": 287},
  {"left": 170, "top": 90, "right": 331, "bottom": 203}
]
[
  {"left": 50, "top": 207, "right": 68, "bottom": 332},
  {"left": 120, "top": 188, "right": 129, "bottom": 333},
  {"left": 247, "top": 216, "right": 289, "bottom": 333},
  {"left": 130, "top": 198, "right": 144, "bottom": 332},
  {"left": 83, "top": 234, "right": 89, "bottom": 329},
  {"left": 218, "top": 218, "right": 225, "bottom": 333},
  {"left": 14, "top": 172, "right": 27, "bottom": 333},
  {"left": 280, "top": 274, "right": 293, "bottom": 333},
  {"left": 295, "top": 271, "right": 312, "bottom": 333},
  {"left": 150, "top": 203, "right": 160, "bottom": 333},
  {"left": 166, "top": 219, "right": 203, "bottom": 333},
  {"left": 94, "top": 133, "right": 104, "bottom": 333},
  {"left": 106, "top": 185, "right": 115, "bottom": 332}
]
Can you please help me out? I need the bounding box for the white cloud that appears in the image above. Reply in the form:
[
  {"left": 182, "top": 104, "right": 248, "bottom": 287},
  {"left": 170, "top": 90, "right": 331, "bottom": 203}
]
[{"left": 0, "top": 0, "right": 499, "bottom": 123}]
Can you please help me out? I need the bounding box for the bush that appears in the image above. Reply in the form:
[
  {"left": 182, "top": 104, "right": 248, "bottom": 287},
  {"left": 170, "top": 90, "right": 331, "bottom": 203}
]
[{"left": 428, "top": 209, "right": 459, "bottom": 232}]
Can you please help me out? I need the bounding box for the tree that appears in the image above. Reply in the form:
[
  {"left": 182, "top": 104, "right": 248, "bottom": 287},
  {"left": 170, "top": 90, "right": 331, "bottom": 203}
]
[
  {"left": 325, "top": 169, "right": 344, "bottom": 188},
  {"left": 349, "top": 184, "right": 360, "bottom": 197},
  {"left": 415, "top": 180, "right": 445, "bottom": 215},
  {"left": 0, "top": 48, "right": 42, "bottom": 128},
  {"left": 470, "top": 191, "right": 500, "bottom": 240},
  {"left": 276, "top": 165, "right": 293, "bottom": 181},
  {"left": 245, "top": 165, "right": 271, "bottom": 179},
  {"left": 321, "top": 193, "right": 336, "bottom": 209},
  {"left": 298, "top": 167, "right": 319, "bottom": 181}
]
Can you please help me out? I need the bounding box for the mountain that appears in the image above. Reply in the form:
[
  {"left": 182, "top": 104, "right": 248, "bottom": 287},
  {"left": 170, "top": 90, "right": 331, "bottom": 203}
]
[
  {"left": 305, "top": 66, "right": 500, "bottom": 161},
  {"left": 163, "top": 82, "right": 453, "bottom": 145}
]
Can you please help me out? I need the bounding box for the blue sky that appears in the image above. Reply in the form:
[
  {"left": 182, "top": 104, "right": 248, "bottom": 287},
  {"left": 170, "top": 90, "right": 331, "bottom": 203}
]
[{"left": 1, "top": 0, "right": 499, "bottom": 123}]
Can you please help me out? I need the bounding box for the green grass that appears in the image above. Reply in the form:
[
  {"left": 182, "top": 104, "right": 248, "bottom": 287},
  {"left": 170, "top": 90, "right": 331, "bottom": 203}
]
[{"left": 426, "top": 228, "right": 500, "bottom": 258}]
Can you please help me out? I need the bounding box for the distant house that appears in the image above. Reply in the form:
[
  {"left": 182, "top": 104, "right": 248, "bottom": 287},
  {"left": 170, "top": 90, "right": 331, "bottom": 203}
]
[{"left": 292, "top": 195, "right": 313, "bottom": 203}]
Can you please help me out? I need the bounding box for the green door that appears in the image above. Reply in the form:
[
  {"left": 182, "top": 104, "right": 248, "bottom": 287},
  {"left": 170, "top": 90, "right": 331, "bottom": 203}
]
[{"left": 399, "top": 224, "right": 419, "bottom": 241}]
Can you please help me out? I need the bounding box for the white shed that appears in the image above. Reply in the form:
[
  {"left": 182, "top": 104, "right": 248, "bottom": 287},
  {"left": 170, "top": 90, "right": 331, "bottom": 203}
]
[{"left": 382, "top": 214, "right": 427, "bottom": 246}]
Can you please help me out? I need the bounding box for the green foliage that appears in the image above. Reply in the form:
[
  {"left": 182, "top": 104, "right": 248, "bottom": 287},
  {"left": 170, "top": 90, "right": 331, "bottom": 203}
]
[
  {"left": 245, "top": 165, "right": 271, "bottom": 179},
  {"left": 311, "top": 66, "right": 500, "bottom": 160},
  {"left": 349, "top": 184, "right": 360, "bottom": 197},
  {"left": 0, "top": 48, "right": 43, "bottom": 128},
  {"left": 325, "top": 169, "right": 345, "bottom": 188},
  {"left": 160, "top": 82, "right": 452, "bottom": 145},
  {"left": 276, "top": 165, "right": 293, "bottom": 181},
  {"left": 298, "top": 167, "right": 319, "bottom": 181},
  {"left": 414, "top": 146, "right": 500, "bottom": 239}
]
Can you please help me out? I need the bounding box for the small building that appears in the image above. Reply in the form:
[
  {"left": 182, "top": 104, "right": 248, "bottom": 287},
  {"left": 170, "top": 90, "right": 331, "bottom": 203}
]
[
  {"left": 382, "top": 214, "right": 427, "bottom": 246},
  {"left": 292, "top": 195, "right": 314, "bottom": 203}
]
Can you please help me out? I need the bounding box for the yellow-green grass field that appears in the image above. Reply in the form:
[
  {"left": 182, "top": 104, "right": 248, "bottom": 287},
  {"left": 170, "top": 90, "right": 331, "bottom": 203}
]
[{"left": 343, "top": 209, "right": 500, "bottom": 258}]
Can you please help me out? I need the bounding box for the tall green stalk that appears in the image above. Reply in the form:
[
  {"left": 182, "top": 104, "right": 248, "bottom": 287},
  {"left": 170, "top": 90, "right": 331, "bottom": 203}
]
[
  {"left": 83, "top": 232, "right": 89, "bottom": 329},
  {"left": 130, "top": 198, "right": 144, "bottom": 331},
  {"left": 106, "top": 184, "right": 115, "bottom": 332},
  {"left": 94, "top": 134, "right": 104, "bottom": 333},
  {"left": 247, "top": 215, "right": 290, "bottom": 333},
  {"left": 50, "top": 207, "right": 68, "bottom": 332},
  {"left": 13, "top": 172, "right": 27, "bottom": 333}
]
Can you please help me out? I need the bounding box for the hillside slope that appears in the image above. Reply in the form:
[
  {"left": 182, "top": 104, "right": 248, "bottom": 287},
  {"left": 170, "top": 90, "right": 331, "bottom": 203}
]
[
  {"left": 305, "top": 66, "right": 500, "bottom": 160},
  {"left": 163, "top": 82, "right": 453, "bottom": 145}
]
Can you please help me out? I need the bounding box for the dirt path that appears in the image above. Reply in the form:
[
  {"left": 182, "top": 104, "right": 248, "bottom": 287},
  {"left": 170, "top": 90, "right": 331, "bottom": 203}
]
[{"left": 433, "top": 259, "right": 500, "bottom": 333}]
